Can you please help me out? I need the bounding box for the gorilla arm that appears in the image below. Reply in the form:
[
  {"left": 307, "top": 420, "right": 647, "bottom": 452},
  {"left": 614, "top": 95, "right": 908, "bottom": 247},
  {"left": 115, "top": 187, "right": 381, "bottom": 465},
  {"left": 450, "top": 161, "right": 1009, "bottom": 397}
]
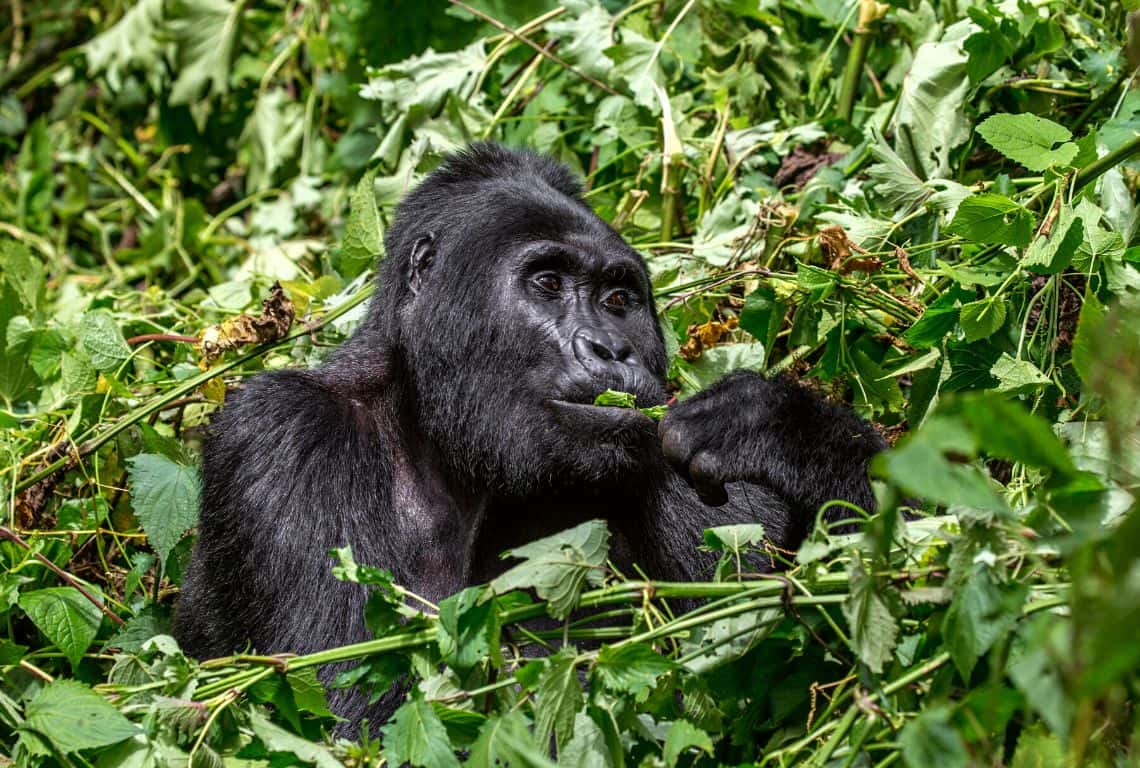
[
  {"left": 658, "top": 372, "right": 886, "bottom": 529},
  {"left": 175, "top": 370, "right": 467, "bottom": 660}
]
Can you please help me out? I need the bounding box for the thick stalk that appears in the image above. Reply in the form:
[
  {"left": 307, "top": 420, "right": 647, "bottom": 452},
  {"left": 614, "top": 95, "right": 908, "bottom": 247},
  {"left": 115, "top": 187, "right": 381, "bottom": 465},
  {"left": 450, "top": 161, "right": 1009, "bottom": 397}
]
[{"left": 836, "top": 0, "right": 888, "bottom": 123}]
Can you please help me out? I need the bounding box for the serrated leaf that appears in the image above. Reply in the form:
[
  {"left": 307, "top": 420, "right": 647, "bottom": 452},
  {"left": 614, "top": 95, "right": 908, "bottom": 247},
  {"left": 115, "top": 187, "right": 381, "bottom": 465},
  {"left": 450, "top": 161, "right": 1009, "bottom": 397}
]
[
  {"left": 593, "top": 643, "right": 676, "bottom": 700},
  {"left": 533, "top": 648, "right": 581, "bottom": 750},
  {"left": 382, "top": 698, "right": 460, "bottom": 768},
  {"left": 944, "top": 567, "right": 1025, "bottom": 679},
  {"left": 489, "top": 520, "right": 609, "bottom": 620},
  {"left": 959, "top": 297, "right": 1007, "bottom": 342},
  {"left": 127, "top": 453, "right": 200, "bottom": 564},
  {"left": 81, "top": 0, "right": 167, "bottom": 92},
  {"left": 899, "top": 706, "right": 969, "bottom": 768},
  {"left": 287, "top": 668, "right": 334, "bottom": 718},
  {"left": 80, "top": 310, "right": 131, "bottom": 373},
  {"left": 22, "top": 680, "right": 139, "bottom": 753},
  {"left": 437, "top": 585, "right": 498, "bottom": 673},
  {"left": 842, "top": 559, "right": 898, "bottom": 673},
  {"left": 1022, "top": 204, "right": 1082, "bottom": 274},
  {"left": 468, "top": 710, "right": 554, "bottom": 768},
  {"left": 663, "top": 720, "right": 713, "bottom": 768},
  {"left": 359, "top": 41, "right": 485, "bottom": 115},
  {"left": 19, "top": 587, "right": 103, "bottom": 671},
  {"left": 341, "top": 168, "right": 382, "bottom": 278},
  {"left": 990, "top": 353, "right": 1051, "bottom": 395},
  {"left": 249, "top": 710, "right": 342, "bottom": 768},
  {"left": 168, "top": 0, "right": 243, "bottom": 107},
  {"left": 947, "top": 194, "right": 1033, "bottom": 246},
  {"left": 560, "top": 711, "right": 612, "bottom": 768},
  {"left": 868, "top": 136, "right": 929, "bottom": 209},
  {"left": 977, "top": 113, "right": 1078, "bottom": 172}
]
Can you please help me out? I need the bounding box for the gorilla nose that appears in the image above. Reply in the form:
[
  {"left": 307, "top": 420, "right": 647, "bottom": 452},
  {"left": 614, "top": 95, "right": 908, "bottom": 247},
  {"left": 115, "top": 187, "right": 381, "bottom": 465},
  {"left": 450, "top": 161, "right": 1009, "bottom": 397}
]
[{"left": 572, "top": 328, "right": 632, "bottom": 365}]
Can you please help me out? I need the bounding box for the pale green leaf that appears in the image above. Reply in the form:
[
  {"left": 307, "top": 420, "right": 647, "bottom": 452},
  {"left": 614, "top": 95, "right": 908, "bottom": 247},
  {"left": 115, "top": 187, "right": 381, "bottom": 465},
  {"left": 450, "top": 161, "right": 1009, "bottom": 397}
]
[
  {"left": 560, "top": 711, "right": 612, "bottom": 768},
  {"left": 990, "top": 354, "right": 1051, "bottom": 395},
  {"left": 168, "top": 0, "right": 244, "bottom": 106},
  {"left": 533, "top": 648, "right": 581, "bottom": 750},
  {"left": 80, "top": 310, "right": 131, "bottom": 373},
  {"left": 663, "top": 720, "right": 713, "bottom": 768},
  {"left": 489, "top": 520, "right": 610, "bottom": 620}
]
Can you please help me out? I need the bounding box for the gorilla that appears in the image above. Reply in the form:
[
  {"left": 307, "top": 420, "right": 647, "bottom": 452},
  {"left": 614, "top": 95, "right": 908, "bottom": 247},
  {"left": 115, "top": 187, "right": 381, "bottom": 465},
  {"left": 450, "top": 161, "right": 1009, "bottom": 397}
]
[{"left": 175, "top": 143, "right": 885, "bottom": 726}]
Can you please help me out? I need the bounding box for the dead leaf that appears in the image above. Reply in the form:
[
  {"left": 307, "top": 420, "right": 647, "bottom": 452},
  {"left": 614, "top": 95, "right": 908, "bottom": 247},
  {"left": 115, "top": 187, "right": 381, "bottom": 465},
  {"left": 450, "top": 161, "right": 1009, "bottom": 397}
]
[{"left": 199, "top": 282, "right": 296, "bottom": 364}]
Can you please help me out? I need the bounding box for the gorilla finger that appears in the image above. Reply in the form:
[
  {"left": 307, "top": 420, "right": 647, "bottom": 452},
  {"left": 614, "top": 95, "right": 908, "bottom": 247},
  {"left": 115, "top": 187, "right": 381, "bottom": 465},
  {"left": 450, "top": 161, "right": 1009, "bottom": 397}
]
[
  {"left": 689, "top": 451, "right": 728, "bottom": 506},
  {"left": 659, "top": 420, "right": 696, "bottom": 471}
]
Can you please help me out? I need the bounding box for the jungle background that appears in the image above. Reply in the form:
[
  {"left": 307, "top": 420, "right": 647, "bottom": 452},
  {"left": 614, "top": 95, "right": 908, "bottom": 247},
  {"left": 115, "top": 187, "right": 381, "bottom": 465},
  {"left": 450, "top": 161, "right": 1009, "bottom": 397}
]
[{"left": 1, "top": 0, "right": 1139, "bottom": 765}]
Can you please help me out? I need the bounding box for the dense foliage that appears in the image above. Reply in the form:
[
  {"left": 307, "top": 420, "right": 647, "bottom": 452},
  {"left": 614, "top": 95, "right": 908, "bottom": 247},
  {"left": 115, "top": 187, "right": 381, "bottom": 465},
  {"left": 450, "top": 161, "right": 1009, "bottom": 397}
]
[{"left": 2, "top": 0, "right": 1139, "bottom": 765}]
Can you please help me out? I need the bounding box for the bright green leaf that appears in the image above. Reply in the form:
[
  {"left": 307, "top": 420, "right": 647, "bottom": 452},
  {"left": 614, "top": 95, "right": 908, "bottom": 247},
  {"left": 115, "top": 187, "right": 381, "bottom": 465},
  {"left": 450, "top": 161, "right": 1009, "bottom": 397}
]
[
  {"left": 947, "top": 194, "right": 1033, "bottom": 246},
  {"left": 19, "top": 587, "right": 103, "bottom": 671},
  {"left": 127, "top": 453, "right": 200, "bottom": 565},
  {"left": 977, "top": 113, "right": 1078, "bottom": 172},
  {"left": 22, "top": 680, "right": 139, "bottom": 753}
]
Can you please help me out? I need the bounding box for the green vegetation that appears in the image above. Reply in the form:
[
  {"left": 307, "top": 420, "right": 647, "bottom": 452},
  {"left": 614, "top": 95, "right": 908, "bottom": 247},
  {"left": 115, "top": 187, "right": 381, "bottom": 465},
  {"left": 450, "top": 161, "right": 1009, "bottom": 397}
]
[{"left": 1, "top": 0, "right": 1138, "bottom": 765}]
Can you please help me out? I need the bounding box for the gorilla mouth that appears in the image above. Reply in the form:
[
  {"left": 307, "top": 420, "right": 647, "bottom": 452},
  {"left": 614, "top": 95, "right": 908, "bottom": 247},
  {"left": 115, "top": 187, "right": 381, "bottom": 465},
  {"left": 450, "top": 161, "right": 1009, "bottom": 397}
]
[{"left": 545, "top": 399, "right": 656, "bottom": 432}]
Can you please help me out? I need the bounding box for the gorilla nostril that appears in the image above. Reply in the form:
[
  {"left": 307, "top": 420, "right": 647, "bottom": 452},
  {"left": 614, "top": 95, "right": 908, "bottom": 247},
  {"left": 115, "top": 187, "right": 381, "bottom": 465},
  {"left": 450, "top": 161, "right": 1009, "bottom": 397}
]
[{"left": 591, "top": 340, "right": 615, "bottom": 361}]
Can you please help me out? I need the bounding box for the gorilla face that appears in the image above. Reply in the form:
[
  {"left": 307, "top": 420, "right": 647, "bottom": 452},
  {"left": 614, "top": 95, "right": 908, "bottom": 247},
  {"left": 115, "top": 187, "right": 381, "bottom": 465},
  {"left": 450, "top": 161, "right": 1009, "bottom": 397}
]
[{"left": 386, "top": 160, "right": 668, "bottom": 494}]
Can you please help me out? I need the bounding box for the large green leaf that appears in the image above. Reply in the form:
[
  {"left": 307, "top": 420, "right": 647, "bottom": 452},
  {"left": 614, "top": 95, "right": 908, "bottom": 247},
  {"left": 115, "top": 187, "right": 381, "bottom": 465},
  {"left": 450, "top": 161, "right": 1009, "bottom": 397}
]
[
  {"left": 382, "top": 698, "right": 461, "bottom": 768},
  {"left": 947, "top": 194, "right": 1033, "bottom": 246},
  {"left": 842, "top": 558, "right": 898, "bottom": 674},
  {"left": 489, "top": 520, "right": 609, "bottom": 619},
  {"left": 977, "top": 113, "right": 1078, "bottom": 172},
  {"left": 79, "top": 310, "right": 131, "bottom": 373},
  {"left": 127, "top": 453, "right": 200, "bottom": 564},
  {"left": 168, "top": 0, "right": 245, "bottom": 106},
  {"left": 18, "top": 588, "right": 103, "bottom": 671},
  {"left": 533, "top": 647, "right": 581, "bottom": 750},
  {"left": 22, "top": 680, "right": 139, "bottom": 754}
]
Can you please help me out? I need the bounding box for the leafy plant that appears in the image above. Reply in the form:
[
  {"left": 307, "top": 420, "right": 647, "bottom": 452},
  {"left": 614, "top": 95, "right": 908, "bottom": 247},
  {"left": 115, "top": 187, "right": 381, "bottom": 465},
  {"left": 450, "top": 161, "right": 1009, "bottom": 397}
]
[{"left": 1, "top": 0, "right": 1139, "bottom": 765}]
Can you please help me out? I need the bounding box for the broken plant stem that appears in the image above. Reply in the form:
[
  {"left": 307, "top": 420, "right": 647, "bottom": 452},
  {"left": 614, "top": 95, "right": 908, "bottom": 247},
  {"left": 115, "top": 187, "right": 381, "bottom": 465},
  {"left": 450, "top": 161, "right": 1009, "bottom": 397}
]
[{"left": 837, "top": 0, "right": 888, "bottom": 123}]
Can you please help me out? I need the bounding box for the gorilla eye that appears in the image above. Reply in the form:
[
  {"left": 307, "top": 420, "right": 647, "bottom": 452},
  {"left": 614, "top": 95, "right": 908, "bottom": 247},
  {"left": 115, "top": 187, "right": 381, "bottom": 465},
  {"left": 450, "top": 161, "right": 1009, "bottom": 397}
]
[
  {"left": 604, "top": 290, "right": 631, "bottom": 310},
  {"left": 534, "top": 273, "right": 563, "bottom": 294}
]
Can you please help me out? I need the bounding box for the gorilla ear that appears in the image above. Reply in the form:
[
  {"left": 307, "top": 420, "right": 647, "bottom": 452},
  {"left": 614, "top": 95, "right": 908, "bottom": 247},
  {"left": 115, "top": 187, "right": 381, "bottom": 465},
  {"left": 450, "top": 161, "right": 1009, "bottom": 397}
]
[{"left": 407, "top": 233, "right": 436, "bottom": 295}]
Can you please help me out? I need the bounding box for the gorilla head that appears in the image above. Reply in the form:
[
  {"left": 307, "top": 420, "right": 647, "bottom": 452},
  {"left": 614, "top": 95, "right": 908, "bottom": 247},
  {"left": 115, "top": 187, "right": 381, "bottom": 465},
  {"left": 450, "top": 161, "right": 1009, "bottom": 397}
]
[{"left": 357, "top": 144, "right": 669, "bottom": 494}]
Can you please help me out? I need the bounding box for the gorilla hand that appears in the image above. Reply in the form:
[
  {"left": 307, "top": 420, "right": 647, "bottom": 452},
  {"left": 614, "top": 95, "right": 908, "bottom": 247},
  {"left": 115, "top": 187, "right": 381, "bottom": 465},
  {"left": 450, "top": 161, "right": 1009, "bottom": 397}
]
[{"left": 659, "top": 371, "right": 886, "bottom": 516}]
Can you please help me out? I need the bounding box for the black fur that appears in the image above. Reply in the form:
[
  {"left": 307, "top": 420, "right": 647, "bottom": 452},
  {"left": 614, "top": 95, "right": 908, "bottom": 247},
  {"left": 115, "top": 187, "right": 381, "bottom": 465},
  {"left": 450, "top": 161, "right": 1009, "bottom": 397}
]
[{"left": 174, "top": 143, "right": 885, "bottom": 728}]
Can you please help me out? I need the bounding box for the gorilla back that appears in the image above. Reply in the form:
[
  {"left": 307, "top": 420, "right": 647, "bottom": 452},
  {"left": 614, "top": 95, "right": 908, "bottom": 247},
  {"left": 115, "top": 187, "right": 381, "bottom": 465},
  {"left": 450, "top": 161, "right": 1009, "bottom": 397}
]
[{"left": 175, "top": 143, "right": 886, "bottom": 727}]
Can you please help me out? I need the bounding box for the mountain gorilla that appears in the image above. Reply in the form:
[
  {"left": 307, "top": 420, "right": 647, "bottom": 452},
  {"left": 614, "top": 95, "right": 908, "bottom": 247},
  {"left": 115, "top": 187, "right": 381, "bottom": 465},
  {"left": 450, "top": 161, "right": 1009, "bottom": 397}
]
[{"left": 175, "top": 143, "right": 885, "bottom": 726}]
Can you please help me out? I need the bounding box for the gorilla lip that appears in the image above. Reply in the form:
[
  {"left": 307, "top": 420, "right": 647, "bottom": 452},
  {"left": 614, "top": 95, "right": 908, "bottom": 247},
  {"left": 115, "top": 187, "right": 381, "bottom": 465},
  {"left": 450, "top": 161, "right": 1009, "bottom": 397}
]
[{"left": 545, "top": 399, "right": 656, "bottom": 429}]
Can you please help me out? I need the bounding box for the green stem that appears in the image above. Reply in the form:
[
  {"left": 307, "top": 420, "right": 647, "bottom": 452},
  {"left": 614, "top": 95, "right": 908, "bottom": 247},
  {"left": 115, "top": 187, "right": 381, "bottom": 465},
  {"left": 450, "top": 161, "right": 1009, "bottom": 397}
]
[
  {"left": 1075, "top": 133, "right": 1140, "bottom": 190},
  {"left": 836, "top": 1, "right": 885, "bottom": 122}
]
